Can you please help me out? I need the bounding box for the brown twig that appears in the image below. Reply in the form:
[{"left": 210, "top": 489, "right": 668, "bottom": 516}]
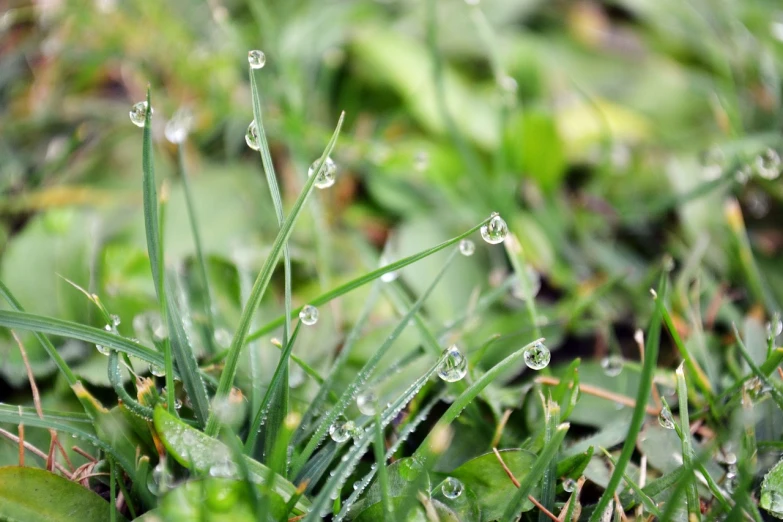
[
  {"left": 18, "top": 423, "right": 24, "bottom": 467},
  {"left": 536, "top": 376, "right": 660, "bottom": 415},
  {"left": 72, "top": 446, "right": 98, "bottom": 462},
  {"left": 528, "top": 494, "right": 560, "bottom": 522},
  {"left": 777, "top": 367, "right": 783, "bottom": 381},
  {"left": 492, "top": 448, "right": 559, "bottom": 522},
  {"left": 0, "top": 427, "right": 72, "bottom": 477},
  {"left": 491, "top": 409, "right": 513, "bottom": 448}
]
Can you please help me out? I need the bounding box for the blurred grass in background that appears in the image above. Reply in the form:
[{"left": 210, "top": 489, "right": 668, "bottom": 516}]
[{"left": 1, "top": 0, "right": 783, "bottom": 497}]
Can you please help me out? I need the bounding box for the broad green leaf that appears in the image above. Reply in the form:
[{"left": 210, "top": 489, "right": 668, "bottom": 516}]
[
  {"left": 347, "top": 458, "right": 432, "bottom": 520},
  {"left": 761, "top": 458, "right": 783, "bottom": 519},
  {"left": 450, "top": 449, "right": 536, "bottom": 521},
  {"left": 153, "top": 407, "right": 310, "bottom": 513},
  {"left": 158, "top": 477, "right": 286, "bottom": 522},
  {"left": 353, "top": 498, "right": 460, "bottom": 522},
  {"left": 431, "top": 479, "right": 481, "bottom": 522},
  {"left": 0, "top": 466, "right": 127, "bottom": 521}
]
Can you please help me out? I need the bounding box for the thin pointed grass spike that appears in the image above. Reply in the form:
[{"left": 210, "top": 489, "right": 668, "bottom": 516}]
[
  {"left": 158, "top": 185, "right": 176, "bottom": 415},
  {"left": 245, "top": 217, "right": 493, "bottom": 344},
  {"left": 675, "top": 364, "right": 701, "bottom": 521},
  {"left": 539, "top": 400, "right": 560, "bottom": 522},
  {"left": 107, "top": 350, "right": 154, "bottom": 420},
  {"left": 502, "top": 423, "right": 570, "bottom": 520},
  {"left": 205, "top": 111, "right": 345, "bottom": 437},
  {"left": 732, "top": 323, "right": 783, "bottom": 409},
  {"left": 373, "top": 412, "right": 394, "bottom": 519},
  {"left": 249, "top": 64, "right": 294, "bottom": 465},
  {"left": 142, "top": 87, "right": 161, "bottom": 296},
  {"left": 292, "top": 249, "right": 459, "bottom": 476},
  {"left": 588, "top": 275, "right": 664, "bottom": 522}
]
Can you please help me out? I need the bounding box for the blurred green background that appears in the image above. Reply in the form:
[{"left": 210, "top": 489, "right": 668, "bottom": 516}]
[{"left": 1, "top": 0, "right": 782, "bottom": 440}]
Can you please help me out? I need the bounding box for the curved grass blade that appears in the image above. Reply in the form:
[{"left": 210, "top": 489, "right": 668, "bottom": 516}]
[
  {"left": 245, "top": 322, "right": 302, "bottom": 454},
  {"left": 249, "top": 66, "right": 294, "bottom": 465},
  {"left": 142, "top": 88, "right": 161, "bottom": 296},
  {"left": 108, "top": 350, "right": 154, "bottom": 420},
  {"left": 205, "top": 111, "right": 345, "bottom": 437},
  {"left": 502, "top": 423, "right": 570, "bottom": 521},
  {"left": 291, "top": 250, "right": 458, "bottom": 477},
  {"left": 732, "top": 324, "right": 783, "bottom": 410},
  {"left": 0, "top": 310, "right": 164, "bottom": 367},
  {"left": 587, "top": 278, "right": 664, "bottom": 522},
  {"left": 245, "top": 217, "right": 492, "bottom": 344},
  {"left": 157, "top": 184, "right": 176, "bottom": 415}
]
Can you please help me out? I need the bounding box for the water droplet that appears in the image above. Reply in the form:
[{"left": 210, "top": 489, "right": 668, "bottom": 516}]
[
  {"left": 147, "top": 460, "right": 170, "bottom": 496},
  {"left": 307, "top": 156, "right": 337, "bottom": 189},
  {"left": 480, "top": 213, "right": 508, "bottom": 244},
  {"left": 524, "top": 342, "right": 550, "bottom": 370},
  {"left": 96, "top": 344, "right": 110, "bottom": 356},
  {"left": 209, "top": 455, "right": 238, "bottom": 478},
  {"left": 735, "top": 165, "right": 751, "bottom": 185},
  {"left": 149, "top": 365, "right": 165, "bottom": 377},
  {"left": 766, "top": 312, "right": 782, "bottom": 340},
  {"left": 299, "top": 305, "right": 319, "bottom": 326},
  {"left": 110, "top": 314, "right": 121, "bottom": 327},
  {"left": 379, "top": 256, "right": 398, "bottom": 283},
  {"left": 755, "top": 148, "right": 781, "bottom": 180},
  {"left": 414, "top": 151, "right": 429, "bottom": 172},
  {"left": 437, "top": 345, "right": 468, "bottom": 382},
  {"left": 459, "top": 239, "right": 475, "bottom": 257},
  {"left": 245, "top": 120, "right": 260, "bottom": 151},
  {"left": 174, "top": 398, "right": 182, "bottom": 410},
  {"left": 563, "top": 478, "right": 576, "bottom": 493},
  {"left": 441, "top": 477, "right": 464, "bottom": 499},
  {"left": 164, "top": 108, "right": 193, "bottom": 144},
  {"left": 248, "top": 49, "right": 266, "bottom": 69},
  {"left": 511, "top": 265, "right": 541, "bottom": 300},
  {"left": 658, "top": 406, "right": 675, "bottom": 429},
  {"left": 129, "top": 101, "right": 152, "bottom": 127},
  {"left": 329, "top": 418, "right": 355, "bottom": 443},
  {"left": 356, "top": 390, "right": 378, "bottom": 416},
  {"left": 701, "top": 146, "right": 724, "bottom": 181},
  {"left": 214, "top": 328, "right": 232, "bottom": 347},
  {"left": 600, "top": 355, "right": 624, "bottom": 377}
]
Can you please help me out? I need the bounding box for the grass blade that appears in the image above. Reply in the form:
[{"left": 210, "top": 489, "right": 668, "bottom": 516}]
[
  {"left": 539, "top": 400, "right": 560, "bottom": 522},
  {"left": 588, "top": 278, "right": 663, "bottom": 522},
  {"left": 249, "top": 65, "right": 294, "bottom": 465},
  {"left": 0, "top": 310, "right": 164, "bottom": 366},
  {"left": 373, "top": 412, "right": 394, "bottom": 519},
  {"left": 291, "top": 249, "right": 458, "bottom": 477},
  {"left": 502, "top": 423, "right": 570, "bottom": 520},
  {"left": 142, "top": 88, "right": 161, "bottom": 296},
  {"left": 675, "top": 365, "right": 701, "bottom": 522},
  {"left": 245, "top": 218, "right": 493, "bottom": 343},
  {"left": 204, "top": 111, "right": 345, "bottom": 437},
  {"left": 732, "top": 324, "right": 783, "bottom": 410}
]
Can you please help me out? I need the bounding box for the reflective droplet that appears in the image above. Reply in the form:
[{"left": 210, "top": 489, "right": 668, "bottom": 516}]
[
  {"left": 755, "top": 148, "right": 781, "bottom": 180},
  {"left": 414, "top": 151, "right": 429, "bottom": 172},
  {"left": 307, "top": 156, "right": 337, "bottom": 189},
  {"left": 437, "top": 345, "right": 468, "bottom": 383},
  {"left": 299, "top": 305, "right": 319, "bottom": 326},
  {"left": 380, "top": 256, "right": 398, "bottom": 283},
  {"left": 245, "top": 120, "right": 260, "bottom": 151},
  {"left": 735, "top": 165, "right": 751, "bottom": 185},
  {"left": 563, "top": 478, "right": 576, "bottom": 493},
  {"left": 480, "top": 213, "right": 508, "bottom": 244},
  {"left": 149, "top": 365, "right": 166, "bottom": 377},
  {"left": 164, "top": 108, "right": 193, "bottom": 144},
  {"left": 601, "top": 355, "right": 624, "bottom": 377},
  {"left": 110, "top": 314, "right": 121, "bottom": 327},
  {"left": 441, "top": 477, "right": 464, "bottom": 499},
  {"left": 524, "top": 342, "right": 550, "bottom": 370},
  {"left": 356, "top": 390, "right": 378, "bottom": 416},
  {"left": 511, "top": 265, "right": 541, "bottom": 301},
  {"left": 214, "top": 328, "right": 232, "bottom": 347},
  {"left": 658, "top": 406, "right": 675, "bottom": 430},
  {"left": 129, "top": 101, "right": 152, "bottom": 128},
  {"left": 329, "top": 418, "right": 355, "bottom": 443},
  {"left": 459, "top": 239, "right": 475, "bottom": 257},
  {"left": 209, "top": 457, "right": 238, "bottom": 478},
  {"left": 147, "top": 460, "right": 170, "bottom": 496},
  {"left": 248, "top": 49, "right": 266, "bottom": 69},
  {"left": 701, "top": 146, "right": 724, "bottom": 181},
  {"left": 766, "top": 312, "right": 782, "bottom": 340}
]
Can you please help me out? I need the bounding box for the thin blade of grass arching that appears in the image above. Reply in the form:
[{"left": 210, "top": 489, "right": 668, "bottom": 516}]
[
  {"left": 303, "top": 354, "right": 449, "bottom": 522},
  {"left": 142, "top": 88, "right": 162, "bottom": 296},
  {"left": 0, "top": 310, "right": 165, "bottom": 367},
  {"left": 0, "top": 281, "right": 92, "bottom": 418},
  {"left": 244, "top": 217, "right": 493, "bottom": 343},
  {"left": 502, "top": 423, "right": 570, "bottom": 521},
  {"left": 249, "top": 65, "right": 294, "bottom": 467},
  {"left": 587, "top": 276, "right": 664, "bottom": 522},
  {"left": 245, "top": 321, "right": 302, "bottom": 455},
  {"left": 291, "top": 249, "right": 459, "bottom": 478},
  {"left": 732, "top": 324, "right": 783, "bottom": 410},
  {"left": 175, "top": 144, "right": 216, "bottom": 354},
  {"left": 157, "top": 182, "right": 176, "bottom": 415},
  {"left": 674, "top": 365, "right": 701, "bottom": 521},
  {"left": 293, "top": 281, "right": 382, "bottom": 447},
  {"left": 204, "top": 111, "right": 345, "bottom": 437},
  {"left": 164, "top": 275, "right": 210, "bottom": 426}
]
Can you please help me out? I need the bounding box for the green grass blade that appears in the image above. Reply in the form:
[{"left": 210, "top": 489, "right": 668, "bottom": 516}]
[
  {"left": 732, "top": 324, "right": 783, "bottom": 410},
  {"left": 142, "top": 88, "right": 161, "bottom": 296},
  {"left": 291, "top": 249, "right": 458, "bottom": 477},
  {"left": 204, "top": 111, "right": 345, "bottom": 437},
  {"left": 539, "top": 400, "right": 560, "bottom": 522},
  {"left": 588, "top": 278, "right": 663, "bottom": 522},
  {"left": 0, "top": 310, "right": 164, "bottom": 366},
  {"left": 249, "top": 65, "right": 294, "bottom": 466},
  {"left": 502, "top": 423, "right": 570, "bottom": 521},
  {"left": 108, "top": 350, "right": 154, "bottom": 419},
  {"left": 245, "top": 218, "right": 492, "bottom": 343},
  {"left": 175, "top": 145, "right": 216, "bottom": 354},
  {"left": 598, "top": 448, "right": 661, "bottom": 518},
  {"left": 245, "top": 321, "right": 302, "bottom": 454},
  {"left": 165, "top": 279, "right": 210, "bottom": 426},
  {"left": 157, "top": 185, "right": 176, "bottom": 415},
  {"left": 675, "top": 365, "right": 701, "bottom": 522},
  {"left": 373, "top": 412, "right": 394, "bottom": 519}
]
